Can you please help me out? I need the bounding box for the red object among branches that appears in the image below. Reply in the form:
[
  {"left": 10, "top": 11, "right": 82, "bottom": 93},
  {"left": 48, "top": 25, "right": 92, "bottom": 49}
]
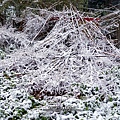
[
  {"left": 83, "top": 17, "right": 100, "bottom": 21},
  {"left": 48, "top": 16, "right": 100, "bottom": 22}
]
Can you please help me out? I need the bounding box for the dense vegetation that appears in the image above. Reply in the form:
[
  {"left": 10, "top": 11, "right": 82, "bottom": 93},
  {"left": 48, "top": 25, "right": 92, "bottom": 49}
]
[{"left": 0, "top": 0, "right": 120, "bottom": 120}]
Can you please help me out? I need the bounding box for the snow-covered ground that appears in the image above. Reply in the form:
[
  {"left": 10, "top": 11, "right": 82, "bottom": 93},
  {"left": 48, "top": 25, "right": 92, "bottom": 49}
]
[{"left": 0, "top": 8, "right": 120, "bottom": 120}]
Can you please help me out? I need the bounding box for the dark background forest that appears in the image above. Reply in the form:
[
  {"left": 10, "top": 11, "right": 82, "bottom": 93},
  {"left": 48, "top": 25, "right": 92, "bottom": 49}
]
[{"left": 0, "top": 0, "right": 120, "bottom": 19}]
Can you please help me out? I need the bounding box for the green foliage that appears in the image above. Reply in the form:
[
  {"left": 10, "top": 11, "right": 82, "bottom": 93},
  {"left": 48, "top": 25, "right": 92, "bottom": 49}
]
[
  {"left": 40, "top": 116, "right": 48, "bottom": 120},
  {"left": 1, "top": 0, "right": 33, "bottom": 17},
  {"left": 0, "top": 0, "right": 88, "bottom": 19},
  {"left": 28, "top": 96, "right": 41, "bottom": 109},
  {"left": 0, "top": 49, "right": 5, "bottom": 59},
  {"left": 15, "top": 107, "right": 27, "bottom": 117}
]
